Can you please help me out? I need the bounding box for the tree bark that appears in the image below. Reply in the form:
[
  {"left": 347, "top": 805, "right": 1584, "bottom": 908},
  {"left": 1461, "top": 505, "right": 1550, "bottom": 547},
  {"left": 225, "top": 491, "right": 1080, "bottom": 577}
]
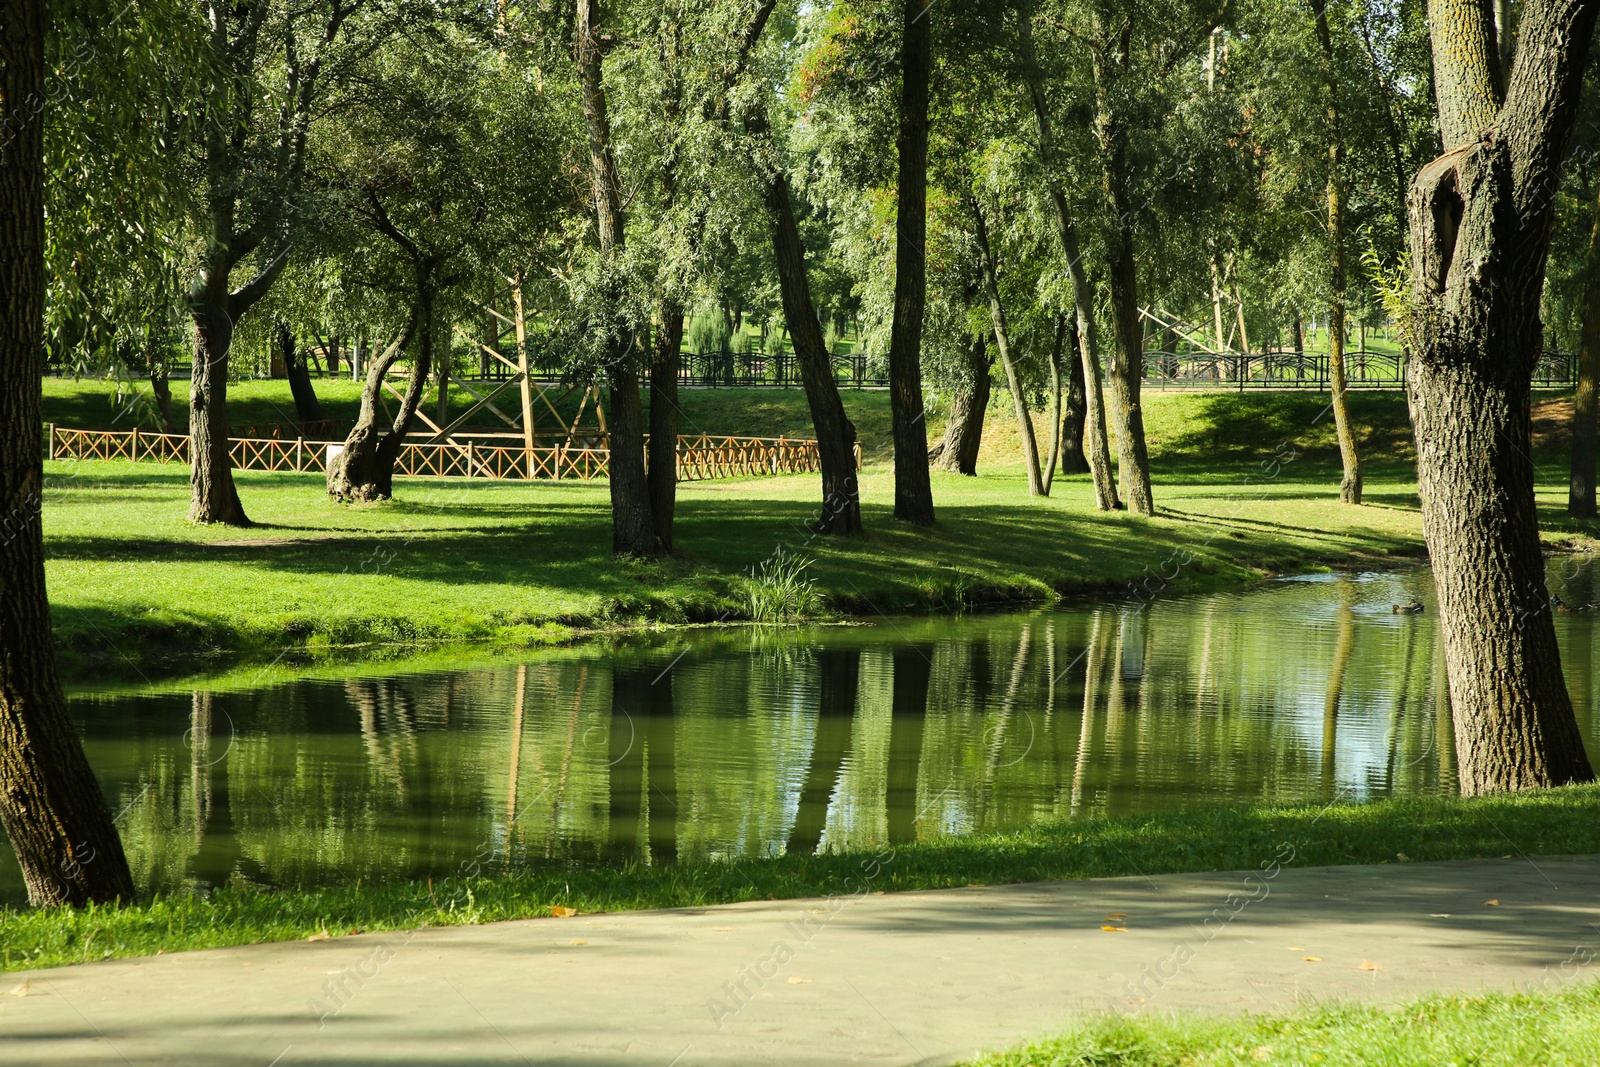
[
  {"left": 0, "top": 0, "right": 135, "bottom": 906},
  {"left": 328, "top": 304, "right": 423, "bottom": 503},
  {"left": 576, "top": 0, "right": 656, "bottom": 556},
  {"left": 188, "top": 303, "right": 247, "bottom": 525},
  {"left": 1570, "top": 181, "right": 1600, "bottom": 518},
  {"left": 972, "top": 196, "right": 1044, "bottom": 495},
  {"left": 1059, "top": 317, "right": 1090, "bottom": 475},
  {"left": 1312, "top": 0, "right": 1363, "bottom": 504},
  {"left": 1016, "top": 6, "right": 1116, "bottom": 508},
  {"left": 279, "top": 322, "right": 326, "bottom": 427},
  {"left": 887, "top": 0, "right": 935, "bottom": 525},
  {"left": 935, "top": 331, "right": 992, "bottom": 475},
  {"left": 757, "top": 129, "right": 861, "bottom": 533},
  {"left": 1407, "top": 0, "right": 1598, "bottom": 794},
  {"left": 648, "top": 299, "right": 682, "bottom": 552},
  {"left": 148, "top": 362, "right": 176, "bottom": 433},
  {"left": 1092, "top": 39, "right": 1154, "bottom": 516}
]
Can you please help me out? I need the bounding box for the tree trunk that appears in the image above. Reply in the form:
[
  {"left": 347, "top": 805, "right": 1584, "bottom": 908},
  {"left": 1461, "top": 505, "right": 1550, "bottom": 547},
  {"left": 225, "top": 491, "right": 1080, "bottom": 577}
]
[
  {"left": 148, "top": 362, "right": 176, "bottom": 433},
  {"left": 1407, "top": 0, "right": 1598, "bottom": 794},
  {"left": 648, "top": 300, "right": 682, "bottom": 552},
  {"left": 279, "top": 323, "right": 326, "bottom": 427},
  {"left": 763, "top": 160, "right": 861, "bottom": 533},
  {"left": 1092, "top": 49, "right": 1154, "bottom": 516},
  {"left": 1059, "top": 318, "right": 1090, "bottom": 475},
  {"left": 972, "top": 196, "right": 1043, "bottom": 495},
  {"left": 328, "top": 300, "right": 425, "bottom": 503},
  {"left": 188, "top": 303, "right": 248, "bottom": 525},
  {"left": 576, "top": 0, "right": 655, "bottom": 556},
  {"left": 787, "top": 649, "right": 860, "bottom": 856},
  {"left": 0, "top": 0, "right": 136, "bottom": 906},
  {"left": 1312, "top": 0, "right": 1363, "bottom": 505},
  {"left": 1016, "top": 5, "right": 1117, "bottom": 509},
  {"left": 887, "top": 0, "right": 935, "bottom": 525},
  {"left": 1570, "top": 181, "right": 1600, "bottom": 518},
  {"left": 935, "top": 331, "right": 992, "bottom": 475}
]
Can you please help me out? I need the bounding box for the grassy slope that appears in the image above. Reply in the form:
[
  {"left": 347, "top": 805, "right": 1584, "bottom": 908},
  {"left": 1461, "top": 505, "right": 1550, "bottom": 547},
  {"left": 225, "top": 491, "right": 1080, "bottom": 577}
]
[
  {"left": 6, "top": 784, "right": 1600, "bottom": 973},
  {"left": 46, "top": 385, "right": 1595, "bottom": 682}
]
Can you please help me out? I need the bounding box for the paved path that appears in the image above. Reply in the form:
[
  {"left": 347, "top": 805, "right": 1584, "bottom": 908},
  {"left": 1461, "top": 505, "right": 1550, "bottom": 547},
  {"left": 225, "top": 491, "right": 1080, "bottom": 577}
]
[{"left": 3, "top": 856, "right": 1599, "bottom": 1067}]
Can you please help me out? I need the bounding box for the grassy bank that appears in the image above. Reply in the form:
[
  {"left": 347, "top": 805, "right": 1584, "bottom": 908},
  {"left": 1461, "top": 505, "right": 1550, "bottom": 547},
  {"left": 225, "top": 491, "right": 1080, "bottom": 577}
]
[
  {"left": 44, "top": 387, "right": 1598, "bottom": 682},
  {"left": 965, "top": 982, "right": 1600, "bottom": 1067},
  {"left": 5, "top": 784, "right": 1600, "bottom": 973}
]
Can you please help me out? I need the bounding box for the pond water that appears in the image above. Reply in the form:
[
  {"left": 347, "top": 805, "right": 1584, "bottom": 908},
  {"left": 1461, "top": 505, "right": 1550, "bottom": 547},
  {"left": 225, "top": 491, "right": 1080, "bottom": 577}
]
[{"left": 5, "top": 566, "right": 1600, "bottom": 904}]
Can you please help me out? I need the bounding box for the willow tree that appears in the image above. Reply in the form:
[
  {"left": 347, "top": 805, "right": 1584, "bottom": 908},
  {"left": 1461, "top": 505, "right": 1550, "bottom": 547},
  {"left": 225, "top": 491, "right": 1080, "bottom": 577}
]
[
  {"left": 1, "top": 0, "right": 134, "bottom": 905},
  {"left": 1310, "top": 0, "right": 1362, "bottom": 504},
  {"left": 1407, "top": 0, "right": 1597, "bottom": 792}
]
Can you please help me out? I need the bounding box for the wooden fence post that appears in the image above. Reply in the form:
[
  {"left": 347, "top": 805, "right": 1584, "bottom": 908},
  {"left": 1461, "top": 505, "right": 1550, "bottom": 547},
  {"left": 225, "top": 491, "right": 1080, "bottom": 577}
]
[
  {"left": 131, "top": 426, "right": 140, "bottom": 462},
  {"left": 295, "top": 437, "right": 304, "bottom": 472},
  {"left": 467, "top": 441, "right": 476, "bottom": 478}
]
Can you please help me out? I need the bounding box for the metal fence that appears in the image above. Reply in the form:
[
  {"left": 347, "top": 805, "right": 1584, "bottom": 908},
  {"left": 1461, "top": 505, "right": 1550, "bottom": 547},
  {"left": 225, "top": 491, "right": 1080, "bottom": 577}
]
[{"left": 45, "top": 426, "right": 858, "bottom": 483}]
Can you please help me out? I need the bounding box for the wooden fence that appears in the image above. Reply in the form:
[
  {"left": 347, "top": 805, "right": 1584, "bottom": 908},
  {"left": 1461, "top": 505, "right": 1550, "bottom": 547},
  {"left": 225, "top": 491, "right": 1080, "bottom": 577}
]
[{"left": 45, "top": 426, "right": 858, "bottom": 483}]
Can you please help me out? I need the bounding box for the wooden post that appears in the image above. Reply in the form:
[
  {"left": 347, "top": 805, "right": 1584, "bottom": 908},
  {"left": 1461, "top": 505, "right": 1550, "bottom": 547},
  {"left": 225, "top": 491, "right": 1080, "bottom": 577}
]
[
  {"left": 513, "top": 274, "right": 535, "bottom": 480},
  {"left": 295, "top": 437, "right": 305, "bottom": 471},
  {"left": 467, "top": 440, "right": 476, "bottom": 478},
  {"left": 131, "top": 426, "right": 140, "bottom": 462}
]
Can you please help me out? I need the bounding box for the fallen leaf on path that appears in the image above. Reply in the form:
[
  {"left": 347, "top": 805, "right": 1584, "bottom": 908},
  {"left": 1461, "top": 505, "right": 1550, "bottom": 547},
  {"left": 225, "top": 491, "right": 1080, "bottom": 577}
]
[
  {"left": 1105, "top": 912, "right": 1127, "bottom": 918},
  {"left": 1302, "top": 956, "right": 1322, "bottom": 962},
  {"left": 1485, "top": 900, "right": 1500, "bottom": 907},
  {"left": 569, "top": 940, "right": 587, "bottom": 946},
  {"left": 7, "top": 982, "right": 30, "bottom": 997},
  {"left": 550, "top": 906, "right": 578, "bottom": 918},
  {"left": 1359, "top": 960, "right": 1384, "bottom": 971},
  {"left": 1100, "top": 925, "right": 1128, "bottom": 932},
  {"left": 305, "top": 930, "right": 330, "bottom": 942},
  {"left": 787, "top": 977, "right": 813, "bottom": 984}
]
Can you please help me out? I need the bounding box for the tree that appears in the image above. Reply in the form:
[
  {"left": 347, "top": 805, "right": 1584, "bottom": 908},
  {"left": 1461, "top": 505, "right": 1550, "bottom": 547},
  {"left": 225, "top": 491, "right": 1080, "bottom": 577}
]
[
  {"left": 1015, "top": 0, "right": 1119, "bottom": 509},
  {"left": 971, "top": 194, "right": 1046, "bottom": 494},
  {"left": 887, "top": 0, "right": 936, "bottom": 525},
  {"left": 0, "top": 0, "right": 135, "bottom": 906},
  {"left": 1572, "top": 181, "right": 1600, "bottom": 518},
  {"left": 1310, "top": 0, "right": 1363, "bottom": 504},
  {"left": 1406, "top": 0, "right": 1598, "bottom": 792},
  {"left": 184, "top": 0, "right": 372, "bottom": 525},
  {"left": 574, "top": 0, "right": 655, "bottom": 556}
]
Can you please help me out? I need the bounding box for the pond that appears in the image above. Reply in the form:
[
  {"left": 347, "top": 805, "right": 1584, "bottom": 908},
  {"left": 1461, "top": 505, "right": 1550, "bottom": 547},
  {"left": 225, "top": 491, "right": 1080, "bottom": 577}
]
[{"left": 5, "top": 566, "right": 1599, "bottom": 904}]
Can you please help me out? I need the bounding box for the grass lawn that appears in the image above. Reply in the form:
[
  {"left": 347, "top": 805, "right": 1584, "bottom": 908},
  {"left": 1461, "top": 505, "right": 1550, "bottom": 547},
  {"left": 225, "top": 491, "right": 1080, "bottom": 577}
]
[
  {"left": 44, "top": 385, "right": 1596, "bottom": 682},
  {"left": 964, "top": 981, "right": 1600, "bottom": 1066},
  {"left": 5, "top": 784, "right": 1600, "bottom": 973}
]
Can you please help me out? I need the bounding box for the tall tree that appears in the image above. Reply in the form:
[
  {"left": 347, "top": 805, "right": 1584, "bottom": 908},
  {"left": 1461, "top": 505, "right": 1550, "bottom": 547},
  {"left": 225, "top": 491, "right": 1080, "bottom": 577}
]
[
  {"left": 1016, "top": 0, "right": 1120, "bottom": 510},
  {"left": 1570, "top": 180, "right": 1600, "bottom": 518},
  {"left": 574, "top": 0, "right": 655, "bottom": 555},
  {"left": 0, "top": 0, "right": 135, "bottom": 906},
  {"left": 971, "top": 194, "right": 1046, "bottom": 494},
  {"left": 186, "top": 0, "right": 367, "bottom": 525},
  {"left": 887, "top": 0, "right": 936, "bottom": 525},
  {"left": 1407, "top": 0, "right": 1598, "bottom": 792},
  {"left": 1310, "top": 0, "right": 1363, "bottom": 504}
]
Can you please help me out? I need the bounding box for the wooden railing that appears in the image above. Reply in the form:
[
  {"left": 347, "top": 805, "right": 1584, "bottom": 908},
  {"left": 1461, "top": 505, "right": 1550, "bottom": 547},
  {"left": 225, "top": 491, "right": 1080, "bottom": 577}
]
[{"left": 44, "top": 426, "right": 860, "bottom": 483}]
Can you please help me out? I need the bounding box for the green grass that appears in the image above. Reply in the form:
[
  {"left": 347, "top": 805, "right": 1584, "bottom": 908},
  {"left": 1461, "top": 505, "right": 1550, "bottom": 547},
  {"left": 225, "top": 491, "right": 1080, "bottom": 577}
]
[
  {"left": 965, "top": 982, "right": 1600, "bottom": 1066},
  {"left": 5, "top": 784, "right": 1600, "bottom": 974},
  {"left": 45, "top": 386, "right": 1596, "bottom": 683}
]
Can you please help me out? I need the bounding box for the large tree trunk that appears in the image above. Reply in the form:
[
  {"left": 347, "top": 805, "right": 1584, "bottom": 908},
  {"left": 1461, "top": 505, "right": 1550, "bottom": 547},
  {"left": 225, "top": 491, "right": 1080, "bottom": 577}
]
[
  {"left": 1016, "top": 5, "right": 1117, "bottom": 509},
  {"left": 1092, "top": 51, "right": 1154, "bottom": 516},
  {"left": 328, "top": 302, "right": 424, "bottom": 503},
  {"left": 576, "top": 0, "right": 655, "bottom": 556},
  {"left": 0, "top": 0, "right": 136, "bottom": 906},
  {"left": 935, "top": 331, "right": 991, "bottom": 475},
  {"left": 1569, "top": 181, "right": 1600, "bottom": 518},
  {"left": 1059, "top": 318, "right": 1090, "bottom": 475},
  {"left": 1312, "top": 0, "right": 1363, "bottom": 505},
  {"left": 188, "top": 303, "right": 248, "bottom": 525},
  {"left": 972, "top": 197, "right": 1043, "bottom": 495},
  {"left": 279, "top": 322, "right": 326, "bottom": 427},
  {"left": 764, "top": 163, "right": 861, "bottom": 533},
  {"left": 1407, "top": 0, "right": 1598, "bottom": 794},
  {"left": 887, "top": 0, "right": 935, "bottom": 525},
  {"left": 648, "top": 300, "right": 682, "bottom": 552}
]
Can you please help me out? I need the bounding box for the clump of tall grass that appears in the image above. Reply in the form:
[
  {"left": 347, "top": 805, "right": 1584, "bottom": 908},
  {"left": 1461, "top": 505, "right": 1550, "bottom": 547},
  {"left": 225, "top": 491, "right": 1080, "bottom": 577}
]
[{"left": 744, "top": 547, "right": 821, "bottom": 623}]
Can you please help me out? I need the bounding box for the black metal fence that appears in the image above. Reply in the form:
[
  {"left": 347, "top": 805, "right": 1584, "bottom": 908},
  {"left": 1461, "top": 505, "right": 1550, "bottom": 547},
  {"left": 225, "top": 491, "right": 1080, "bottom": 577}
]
[{"left": 1140, "top": 349, "right": 1578, "bottom": 389}]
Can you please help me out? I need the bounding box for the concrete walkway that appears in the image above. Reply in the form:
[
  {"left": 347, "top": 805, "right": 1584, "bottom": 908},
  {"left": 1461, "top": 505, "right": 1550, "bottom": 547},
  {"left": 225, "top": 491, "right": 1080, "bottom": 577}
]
[{"left": 3, "top": 856, "right": 1598, "bottom": 1067}]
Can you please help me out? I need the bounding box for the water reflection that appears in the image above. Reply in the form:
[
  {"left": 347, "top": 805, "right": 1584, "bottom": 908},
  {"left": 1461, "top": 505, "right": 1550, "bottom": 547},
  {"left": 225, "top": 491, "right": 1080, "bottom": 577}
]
[{"left": 4, "top": 567, "right": 1598, "bottom": 904}]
